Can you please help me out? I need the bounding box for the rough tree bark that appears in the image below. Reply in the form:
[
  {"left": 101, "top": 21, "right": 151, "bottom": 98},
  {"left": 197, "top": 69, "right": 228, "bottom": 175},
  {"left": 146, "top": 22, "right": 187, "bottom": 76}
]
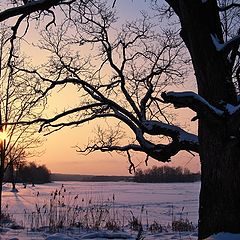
[{"left": 166, "top": 0, "right": 240, "bottom": 239}]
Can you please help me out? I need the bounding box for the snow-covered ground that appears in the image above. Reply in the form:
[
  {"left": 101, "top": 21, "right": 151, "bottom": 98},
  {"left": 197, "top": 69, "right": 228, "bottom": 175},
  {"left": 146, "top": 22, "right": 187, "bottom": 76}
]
[
  {"left": 0, "top": 181, "right": 236, "bottom": 240},
  {"left": 3, "top": 181, "right": 200, "bottom": 225}
]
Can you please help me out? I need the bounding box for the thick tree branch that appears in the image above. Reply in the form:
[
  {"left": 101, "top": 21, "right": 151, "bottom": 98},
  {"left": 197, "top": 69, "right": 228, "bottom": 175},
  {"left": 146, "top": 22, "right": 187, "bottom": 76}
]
[
  {"left": 0, "top": 0, "right": 75, "bottom": 22},
  {"left": 77, "top": 131, "right": 198, "bottom": 163},
  {"left": 143, "top": 120, "right": 198, "bottom": 144},
  {"left": 217, "top": 34, "right": 240, "bottom": 54},
  {"left": 161, "top": 91, "right": 224, "bottom": 121}
]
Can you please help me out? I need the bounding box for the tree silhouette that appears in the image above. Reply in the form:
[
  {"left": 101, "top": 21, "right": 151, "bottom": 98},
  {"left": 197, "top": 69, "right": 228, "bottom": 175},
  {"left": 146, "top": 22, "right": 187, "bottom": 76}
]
[
  {"left": 1, "top": 0, "right": 240, "bottom": 238},
  {"left": 17, "top": 161, "right": 51, "bottom": 185},
  {"left": 134, "top": 166, "right": 200, "bottom": 183},
  {"left": 18, "top": 1, "right": 240, "bottom": 238},
  {"left": 0, "top": 0, "right": 75, "bottom": 219}
]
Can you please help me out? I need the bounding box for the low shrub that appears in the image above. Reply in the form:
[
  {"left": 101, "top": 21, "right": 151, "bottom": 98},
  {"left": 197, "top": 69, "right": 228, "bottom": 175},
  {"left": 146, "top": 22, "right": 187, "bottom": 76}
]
[
  {"left": 148, "top": 220, "right": 162, "bottom": 233},
  {"left": 172, "top": 218, "right": 195, "bottom": 232},
  {"left": 129, "top": 211, "right": 143, "bottom": 232}
]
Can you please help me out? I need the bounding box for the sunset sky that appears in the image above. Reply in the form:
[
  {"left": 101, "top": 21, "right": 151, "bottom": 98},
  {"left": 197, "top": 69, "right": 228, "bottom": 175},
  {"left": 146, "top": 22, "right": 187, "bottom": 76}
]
[{"left": 19, "top": 0, "right": 200, "bottom": 176}]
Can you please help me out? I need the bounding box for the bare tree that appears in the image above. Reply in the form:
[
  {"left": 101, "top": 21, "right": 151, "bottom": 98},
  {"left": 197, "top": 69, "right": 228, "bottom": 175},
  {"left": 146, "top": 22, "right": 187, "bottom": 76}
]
[
  {"left": 0, "top": 25, "right": 47, "bottom": 217},
  {"left": 2, "top": 0, "right": 240, "bottom": 239},
  {"left": 0, "top": 0, "right": 79, "bottom": 219},
  {"left": 4, "top": 148, "right": 26, "bottom": 192},
  {"left": 16, "top": 0, "right": 240, "bottom": 239},
  {"left": 29, "top": 2, "right": 196, "bottom": 165},
  {"left": 16, "top": 0, "right": 197, "bottom": 228}
]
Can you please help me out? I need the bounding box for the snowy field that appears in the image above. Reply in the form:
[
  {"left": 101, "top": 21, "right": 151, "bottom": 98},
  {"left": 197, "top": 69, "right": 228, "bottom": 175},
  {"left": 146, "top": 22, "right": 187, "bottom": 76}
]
[{"left": 0, "top": 181, "right": 236, "bottom": 240}]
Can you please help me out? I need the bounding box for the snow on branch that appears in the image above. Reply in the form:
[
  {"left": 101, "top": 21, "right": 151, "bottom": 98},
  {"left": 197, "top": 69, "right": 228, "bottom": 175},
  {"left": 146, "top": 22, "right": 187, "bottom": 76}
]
[
  {"left": 225, "top": 103, "right": 240, "bottom": 126},
  {"left": 141, "top": 120, "right": 199, "bottom": 158},
  {"left": 138, "top": 139, "right": 198, "bottom": 162},
  {"left": 220, "top": 34, "right": 240, "bottom": 54},
  {"left": 74, "top": 113, "right": 199, "bottom": 163},
  {"left": 211, "top": 33, "right": 240, "bottom": 54},
  {"left": 132, "top": 124, "right": 199, "bottom": 162},
  {"left": 211, "top": 34, "right": 225, "bottom": 51},
  {"left": 143, "top": 120, "right": 198, "bottom": 145},
  {"left": 161, "top": 91, "right": 224, "bottom": 121},
  {"left": 79, "top": 130, "right": 198, "bottom": 163}
]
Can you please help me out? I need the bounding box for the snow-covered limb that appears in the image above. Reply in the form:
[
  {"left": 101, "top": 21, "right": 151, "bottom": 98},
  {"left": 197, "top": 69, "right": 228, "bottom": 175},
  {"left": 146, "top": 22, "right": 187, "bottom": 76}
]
[
  {"left": 161, "top": 91, "right": 224, "bottom": 121},
  {"left": 143, "top": 120, "right": 198, "bottom": 144},
  {"left": 112, "top": 109, "right": 199, "bottom": 158},
  {"left": 214, "top": 34, "right": 240, "bottom": 54},
  {"left": 79, "top": 136, "right": 198, "bottom": 163},
  {"left": 138, "top": 121, "right": 199, "bottom": 160},
  {"left": 75, "top": 115, "right": 199, "bottom": 163},
  {"left": 222, "top": 34, "right": 240, "bottom": 54},
  {"left": 136, "top": 133, "right": 198, "bottom": 162},
  {"left": 211, "top": 34, "right": 225, "bottom": 51}
]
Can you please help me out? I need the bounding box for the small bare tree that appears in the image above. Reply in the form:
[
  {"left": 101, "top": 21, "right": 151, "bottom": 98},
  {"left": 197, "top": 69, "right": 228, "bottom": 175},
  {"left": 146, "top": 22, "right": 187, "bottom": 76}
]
[
  {"left": 0, "top": 25, "right": 47, "bottom": 217},
  {"left": 0, "top": 0, "right": 79, "bottom": 219}
]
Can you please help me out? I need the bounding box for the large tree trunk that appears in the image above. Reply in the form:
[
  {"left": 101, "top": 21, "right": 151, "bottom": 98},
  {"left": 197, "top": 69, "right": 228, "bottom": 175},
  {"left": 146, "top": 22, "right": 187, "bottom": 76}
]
[
  {"left": 169, "top": 0, "right": 240, "bottom": 239},
  {"left": 199, "top": 120, "right": 240, "bottom": 239}
]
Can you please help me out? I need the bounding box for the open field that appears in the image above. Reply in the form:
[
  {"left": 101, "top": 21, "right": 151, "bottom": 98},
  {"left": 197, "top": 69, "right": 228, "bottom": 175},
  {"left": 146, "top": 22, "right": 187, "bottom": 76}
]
[{"left": 0, "top": 181, "right": 201, "bottom": 239}]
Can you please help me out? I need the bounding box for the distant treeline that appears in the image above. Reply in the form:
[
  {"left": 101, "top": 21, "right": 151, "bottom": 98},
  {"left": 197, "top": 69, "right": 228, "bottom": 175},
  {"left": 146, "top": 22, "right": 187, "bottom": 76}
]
[
  {"left": 4, "top": 163, "right": 199, "bottom": 185},
  {"left": 134, "top": 166, "right": 200, "bottom": 183},
  {"left": 5, "top": 162, "right": 51, "bottom": 184},
  {"left": 51, "top": 173, "right": 133, "bottom": 182}
]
